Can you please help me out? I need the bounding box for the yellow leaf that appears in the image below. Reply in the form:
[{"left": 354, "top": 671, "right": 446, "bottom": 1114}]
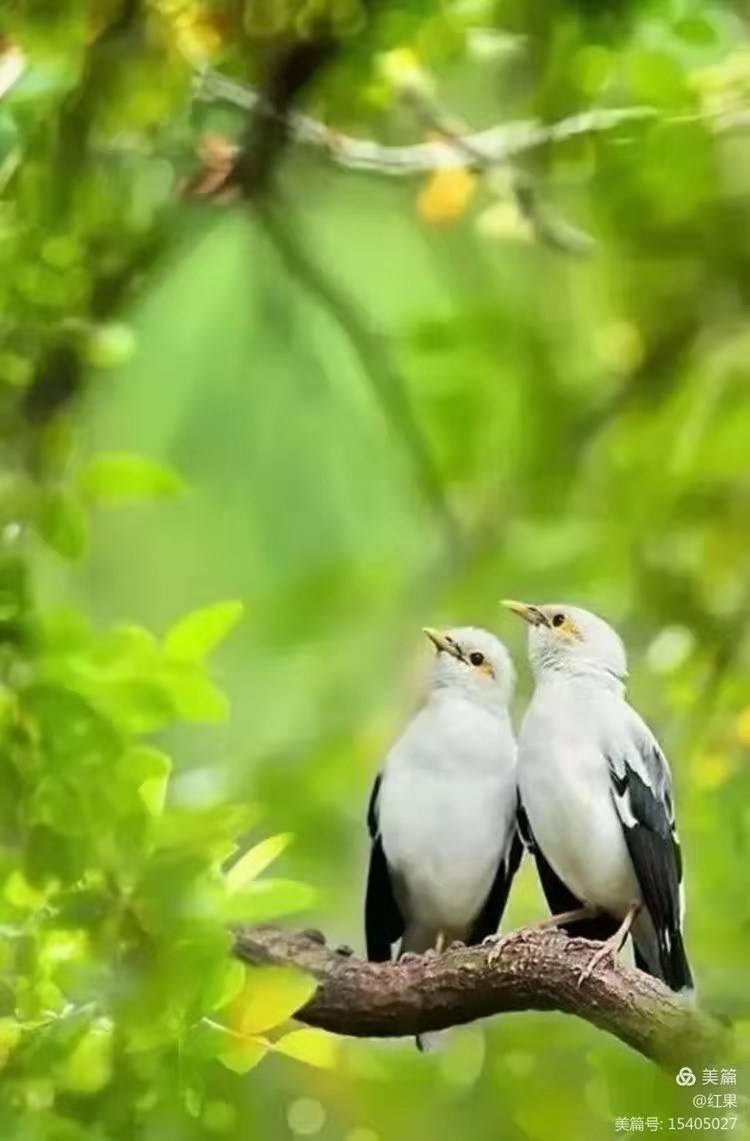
[
  {"left": 217, "top": 1034, "right": 268, "bottom": 1075},
  {"left": 272, "top": 1028, "right": 339, "bottom": 1069},
  {"left": 417, "top": 168, "right": 477, "bottom": 225},
  {"left": 225, "top": 833, "right": 291, "bottom": 893},
  {"left": 228, "top": 967, "right": 317, "bottom": 1036}
]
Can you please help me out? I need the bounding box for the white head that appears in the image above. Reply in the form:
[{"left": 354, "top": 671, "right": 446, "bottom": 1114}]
[
  {"left": 423, "top": 625, "right": 515, "bottom": 710},
  {"left": 501, "top": 601, "right": 627, "bottom": 688}
]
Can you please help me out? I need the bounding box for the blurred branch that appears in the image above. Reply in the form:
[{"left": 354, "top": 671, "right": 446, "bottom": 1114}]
[
  {"left": 196, "top": 70, "right": 658, "bottom": 174},
  {"left": 232, "top": 37, "right": 337, "bottom": 198},
  {"left": 19, "top": 0, "right": 152, "bottom": 428},
  {"left": 257, "top": 206, "right": 458, "bottom": 544},
  {"left": 197, "top": 68, "right": 750, "bottom": 178},
  {"left": 188, "top": 21, "right": 460, "bottom": 535},
  {"left": 234, "top": 924, "right": 727, "bottom": 1069}
]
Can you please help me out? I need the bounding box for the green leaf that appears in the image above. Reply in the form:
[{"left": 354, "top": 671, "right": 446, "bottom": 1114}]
[
  {"left": 225, "top": 834, "right": 291, "bottom": 893},
  {"left": 91, "top": 678, "right": 175, "bottom": 734},
  {"left": 272, "top": 1028, "right": 339, "bottom": 1069},
  {"left": 60, "top": 1022, "right": 114, "bottom": 1094},
  {"left": 77, "top": 452, "right": 185, "bottom": 503},
  {"left": 164, "top": 601, "right": 245, "bottom": 663},
  {"left": 0, "top": 1017, "right": 22, "bottom": 1068},
  {"left": 35, "top": 488, "right": 88, "bottom": 559},
  {"left": 128, "top": 745, "right": 172, "bottom": 817},
  {"left": 223, "top": 878, "right": 318, "bottom": 923},
  {"left": 164, "top": 667, "right": 229, "bottom": 723},
  {"left": 22, "top": 683, "right": 121, "bottom": 772},
  {"left": 226, "top": 967, "right": 317, "bottom": 1035},
  {"left": 4, "top": 870, "right": 46, "bottom": 910},
  {"left": 203, "top": 960, "right": 247, "bottom": 1012},
  {"left": 83, "top": 323, "right": 137, "bottom": 369},
  {"left": 154, "top": 803, "right": 258, "bottom": 854}
]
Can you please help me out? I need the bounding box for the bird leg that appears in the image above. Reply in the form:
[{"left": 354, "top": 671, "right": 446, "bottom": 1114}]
[
  {"left": 421, "top": 932, "right": 446, "bottom": 960},
  {"left": 415, "top": 932, "right": 447, "bottom": 1051},
  {"left": 521, "top": 906, "right": 602, "bottom": 932},
  {"left": 482, "top": 907, "right": 600, "bottom": 966},
  {"left": 577, "top": 902, "right": 641, "bottom": 986}
]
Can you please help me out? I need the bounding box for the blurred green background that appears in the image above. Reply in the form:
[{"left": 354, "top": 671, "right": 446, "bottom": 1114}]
[{"left": 2, "top": 1, "right": 750, "bottom": 1138}]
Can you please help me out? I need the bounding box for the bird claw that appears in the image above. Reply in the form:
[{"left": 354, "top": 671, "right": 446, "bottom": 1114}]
[
  {"left": 483, "top": 934, "right": 504, "bottom": 966},
  {"left": 576, "top": 903, "right": 639, "bottom": 986},
  {"left": 577, "top": 941, "right": 616, "bottom": 986}
]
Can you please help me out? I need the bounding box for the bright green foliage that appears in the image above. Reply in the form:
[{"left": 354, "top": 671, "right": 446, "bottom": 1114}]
[
  {"left": 165, "top": 601, "right": 246, "bottom": 664},
  {"left": 3, "top": 1, "right": 750, "bottom": 1140},
  {"left": 77, "top": 452, "right": 185, "bottom": 504},
  {"left": 0, "top": 578, "right": 321, "bottom": 1134}
]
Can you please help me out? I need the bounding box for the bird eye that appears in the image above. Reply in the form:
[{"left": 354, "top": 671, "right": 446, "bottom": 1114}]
[
  {"left": 552, "top": 613, "right": 565, "bottom": 628},
  {"left": 469, "top": 651, "right": 485, "bottom": 666}
]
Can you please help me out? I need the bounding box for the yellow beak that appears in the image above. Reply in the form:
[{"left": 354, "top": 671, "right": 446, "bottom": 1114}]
[
  {"left": 500, "top": 599, "right": 549, "bottom": 627},
  {"left": 423, "top": 627, "right": 458, "bottom": 656}
]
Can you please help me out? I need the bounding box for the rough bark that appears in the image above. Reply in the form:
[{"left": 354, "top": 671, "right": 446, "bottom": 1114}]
[{"left": 233, "top": 924, "right": 727, "bottom": 1069}]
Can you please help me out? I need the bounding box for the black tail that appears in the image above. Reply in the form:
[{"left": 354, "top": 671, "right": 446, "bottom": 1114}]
[
  {"left": 663, "top": 928, "right": 694, "bottom": 993},
  {"left": 635, "top": 928, "right": 694, "bottom": 993}
]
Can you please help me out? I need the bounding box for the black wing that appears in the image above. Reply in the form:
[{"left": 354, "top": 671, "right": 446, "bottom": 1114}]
[
  {"left": 365, "top": 774, "right": 404, "bottom": 962},
  {"left": 519, "top": 802, "right": 620, "bottom": 943},
  {"left": 608, "top": 742, "right": 693, "bottom": 992},
  {"left": 467, "top": 826, "right": 524, "bottom": 945}
]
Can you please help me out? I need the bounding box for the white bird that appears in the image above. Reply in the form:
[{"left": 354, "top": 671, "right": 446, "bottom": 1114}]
[
  {"left": 503, "top": 600, "right": 694, "bottom": 993},
  {"left": 365, "top": 626, "right": 522, "bottom": 1032}
]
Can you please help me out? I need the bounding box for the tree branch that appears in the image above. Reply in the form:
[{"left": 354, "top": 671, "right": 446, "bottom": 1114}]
[
  {"left": 196, "top": 69, "right": 750, "bottom": 179},
  {"left": 195, "top": 70, "right": 658, "bottom": 174},
  {"left": 234, "top": 924, "right": 728, "bottom": 1070},
  {"left": 232, "top": 36, "right": 337, "bottom": 198}
]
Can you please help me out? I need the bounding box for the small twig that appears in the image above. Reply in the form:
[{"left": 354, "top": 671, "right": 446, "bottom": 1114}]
[
  {"left": 399, "top": 86, "right": 595, "bottom": 255},
  {"left": 234, "top": 924, "right": 728, "bottom": 1070}
]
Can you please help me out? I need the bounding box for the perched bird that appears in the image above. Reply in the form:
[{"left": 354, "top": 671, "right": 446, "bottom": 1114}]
[
  {"left": 365, "top": 626, "right": 522, "bottom": 1037},
  {"left": 503, "top": 600, "right": 693, "bottom": 994}
]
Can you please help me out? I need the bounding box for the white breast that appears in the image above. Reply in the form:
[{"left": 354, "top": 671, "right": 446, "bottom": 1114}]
[
  {"left": 379, "top": 696, "right": 517, "bottom": 936},
  {"left": 518, "top": 681, "right": 640, "bottom": 918}
]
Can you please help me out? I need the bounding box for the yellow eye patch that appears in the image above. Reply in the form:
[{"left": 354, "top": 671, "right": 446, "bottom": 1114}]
[{"left": 558, "top": 616, "right": 583, "bottom": 641}]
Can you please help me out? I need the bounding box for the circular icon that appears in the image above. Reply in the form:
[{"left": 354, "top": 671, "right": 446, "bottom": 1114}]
[{"left": 676, "top": 1067, "right": 696, "bottom": 1087}]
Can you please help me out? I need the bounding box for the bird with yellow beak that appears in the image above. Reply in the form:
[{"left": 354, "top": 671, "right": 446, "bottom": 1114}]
[
  {"left": 365, "top": 625, "right": 522, "bottom": 1047},
  {"left": 501, "top": 600, "right": 694, "bottom": 994}
]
